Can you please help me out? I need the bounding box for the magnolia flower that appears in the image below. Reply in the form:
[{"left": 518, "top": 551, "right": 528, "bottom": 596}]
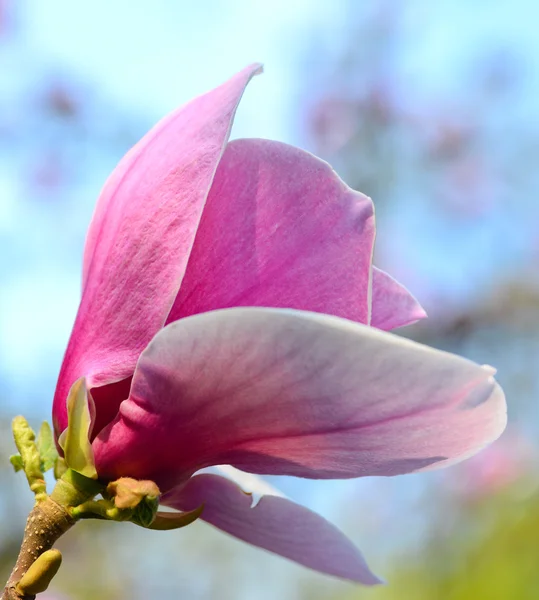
[{"left": 52, "top": 64, "right": 506, "bottom": 584}]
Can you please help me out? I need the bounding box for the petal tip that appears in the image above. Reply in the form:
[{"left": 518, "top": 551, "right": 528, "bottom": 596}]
[
  {"left": 481, "top": 364, "right": 497, "bottom": 376},
  {"left": 251, "top": 62, "right": 264, "bottom": 75}
]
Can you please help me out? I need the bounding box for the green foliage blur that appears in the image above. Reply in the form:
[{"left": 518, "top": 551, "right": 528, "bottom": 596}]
[{"left": 333, "top": 475, "right": 539, "bottom": 600}]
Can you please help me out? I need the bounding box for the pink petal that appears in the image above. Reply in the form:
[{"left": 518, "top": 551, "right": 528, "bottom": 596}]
[
  {"left": 166, "top": 138, "right": 375, "bottom": 325},
  {"left": 370, "top": 267, "right": 427, "bottom": 330},
  {"left": 93, "top": 308, "right": 506, "bottom": 489},
  {"left": 162, "top": 473, "right": 382, "bottom": 585},
  {"left": 52, "top": 64, "right": 261, "bottom": 436},
  {"left": 210, "top": 465, "right": 285, "bottom": 504}
]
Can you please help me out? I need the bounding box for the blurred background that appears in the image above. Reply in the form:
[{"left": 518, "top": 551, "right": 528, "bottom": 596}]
[{"left": 1, "top": 0, "right": 538, "bottom": 598}]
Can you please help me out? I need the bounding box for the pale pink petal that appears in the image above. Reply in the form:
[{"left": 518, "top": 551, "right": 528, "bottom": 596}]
[
  {"left": 210, "top": 465, "right": 285, "bottom": 505},
  {"left": 162, "top": 473, "right": 382, "bottom": 585},
  {"left": 52, "top": 65, "right": 261, "bottom": 436},
  {"left": 93, "top": 308, "right": 507, "bottom": 489},
  {"left": 370, "top": 267, "right": 427, "bottom": 330},
  {"left": 166, "top": 138, "right": 375, "bottom": 325}
]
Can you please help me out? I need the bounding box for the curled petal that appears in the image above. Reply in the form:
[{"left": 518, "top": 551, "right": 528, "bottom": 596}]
[
  {"left": 210, "top": 465, "right": 285, "bottom": 507},
  {"left": 162, "top": 473, "right": 382, "bottom": 584},
  {"left": 166, "top": 138, "right": 375, "bottom": 325},
  {"left": 93, "top": 308, "right": 506, "bottom": 489},
  {"left": 52, "top": 64, "right": 261, "bottom": 436},
  {"left": 370, "top": 267, "right": 427, "bottom": 330}
]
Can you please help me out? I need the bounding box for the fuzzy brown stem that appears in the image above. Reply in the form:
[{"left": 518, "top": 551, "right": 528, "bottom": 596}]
[{"left": 2, "top": 498, "right": 75, "bottom": 600}]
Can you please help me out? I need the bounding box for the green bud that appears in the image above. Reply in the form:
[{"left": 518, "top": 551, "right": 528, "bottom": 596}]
[
  {"left": 105, "top": 477, "right": 161, "bottom": 528},
  {"left": 16, "top": 549, "right": 62, "bottom": 596},
  {"left": 107, "top": 477, "right": 160, "bottom": 509},
  {"left": 12, "top": 416, "right": 47, "bottom": 499}
]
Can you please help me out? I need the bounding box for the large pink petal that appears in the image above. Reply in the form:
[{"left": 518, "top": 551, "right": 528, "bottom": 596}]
[
  {"left": 166, "top": 138, "right": 375, "bottom": 325},
  {"left": 52, "top": 65, "right": 261, "bottom": 436},
  {"left": 162, "top": 473, "right": 381, "bottom": 584},
  {"left": 93, "top": 308, "right": 506, "bottom": 489},
  {"left": 370, "top": 267, "right": 427, "bottom": 330}
]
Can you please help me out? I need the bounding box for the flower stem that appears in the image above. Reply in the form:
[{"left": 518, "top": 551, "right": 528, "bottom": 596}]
[{"left": 1, "top": 497, "right": 75, "bottom": 600}]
